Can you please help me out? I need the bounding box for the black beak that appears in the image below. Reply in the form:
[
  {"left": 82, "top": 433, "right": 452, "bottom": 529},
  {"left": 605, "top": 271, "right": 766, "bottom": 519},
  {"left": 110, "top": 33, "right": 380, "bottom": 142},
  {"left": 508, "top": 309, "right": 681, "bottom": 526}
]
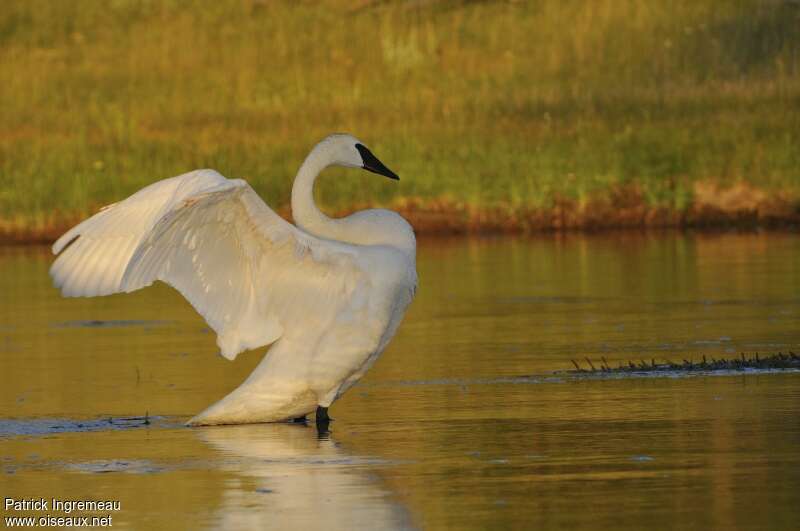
[{"left": 355, "top": 144, "right": 399, "bottom": 181}]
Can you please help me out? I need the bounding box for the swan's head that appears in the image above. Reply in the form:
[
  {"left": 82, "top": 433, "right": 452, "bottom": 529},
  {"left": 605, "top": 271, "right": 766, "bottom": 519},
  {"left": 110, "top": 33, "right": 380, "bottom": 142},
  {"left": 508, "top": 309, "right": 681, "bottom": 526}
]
[{"left": 319, "top": 133, "right": 399, "bottom": 181}]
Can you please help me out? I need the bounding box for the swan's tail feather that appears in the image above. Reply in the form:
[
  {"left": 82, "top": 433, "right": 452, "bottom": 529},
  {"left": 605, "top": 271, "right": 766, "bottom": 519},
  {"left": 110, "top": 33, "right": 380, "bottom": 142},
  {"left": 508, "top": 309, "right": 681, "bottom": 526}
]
[{"left": 186, "top": 387, "right": 318, "bottom": 426}]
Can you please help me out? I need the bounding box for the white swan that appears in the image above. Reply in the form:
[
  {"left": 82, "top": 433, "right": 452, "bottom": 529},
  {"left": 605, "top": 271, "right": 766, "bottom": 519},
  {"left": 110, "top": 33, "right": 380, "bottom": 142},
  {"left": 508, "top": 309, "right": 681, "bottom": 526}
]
[{"left": 49, "top": 134, "right": 417, "bottom": 426}]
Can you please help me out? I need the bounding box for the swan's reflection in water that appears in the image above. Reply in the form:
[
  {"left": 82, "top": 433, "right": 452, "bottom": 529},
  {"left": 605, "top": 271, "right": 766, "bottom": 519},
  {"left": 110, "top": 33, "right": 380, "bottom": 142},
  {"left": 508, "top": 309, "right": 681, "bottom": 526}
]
[{"left": 197, "top": 423, "right": 413, "bottom": 530}]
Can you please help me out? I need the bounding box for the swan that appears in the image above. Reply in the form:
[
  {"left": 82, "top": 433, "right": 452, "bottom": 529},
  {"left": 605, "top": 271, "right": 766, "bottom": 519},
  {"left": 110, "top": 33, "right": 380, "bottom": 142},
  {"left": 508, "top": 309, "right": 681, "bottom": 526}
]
[{"left": 49, "top": 134, "right": 417, "bottom": 426}]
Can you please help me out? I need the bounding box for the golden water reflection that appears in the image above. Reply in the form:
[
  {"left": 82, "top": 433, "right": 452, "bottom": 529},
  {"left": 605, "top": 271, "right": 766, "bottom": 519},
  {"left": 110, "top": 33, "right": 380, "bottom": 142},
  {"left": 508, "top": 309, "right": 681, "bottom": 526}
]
[{"left": 1, "top": 232, "right": 799, "bottom": 530}]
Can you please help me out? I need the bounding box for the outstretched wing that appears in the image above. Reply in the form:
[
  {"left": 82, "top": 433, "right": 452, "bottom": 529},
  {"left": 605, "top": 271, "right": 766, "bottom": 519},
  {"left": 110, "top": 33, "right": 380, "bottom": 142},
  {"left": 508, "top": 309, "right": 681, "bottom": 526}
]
[
  {"left": 50, "top": 170, "right": 366, "bottom": 360},
  {"left": 51, "top": 169, "right": 229, "bottom": 297}
]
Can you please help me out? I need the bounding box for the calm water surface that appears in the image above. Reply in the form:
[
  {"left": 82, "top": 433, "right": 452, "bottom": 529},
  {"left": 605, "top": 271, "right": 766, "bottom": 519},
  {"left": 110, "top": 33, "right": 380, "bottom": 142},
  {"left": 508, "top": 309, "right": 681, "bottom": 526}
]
[{"left": 1, "top": 232, "right": 799, "bottom": 530}]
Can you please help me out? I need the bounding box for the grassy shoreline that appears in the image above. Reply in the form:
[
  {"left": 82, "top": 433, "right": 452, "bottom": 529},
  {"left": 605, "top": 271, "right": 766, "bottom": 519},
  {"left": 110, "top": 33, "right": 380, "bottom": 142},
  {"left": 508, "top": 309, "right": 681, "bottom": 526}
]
[
  {"left": 2, "top": 1, "right": 799, "bottom": 240},
  {"left": 3, "top": 180, "right": 798, "bottom": 244}
]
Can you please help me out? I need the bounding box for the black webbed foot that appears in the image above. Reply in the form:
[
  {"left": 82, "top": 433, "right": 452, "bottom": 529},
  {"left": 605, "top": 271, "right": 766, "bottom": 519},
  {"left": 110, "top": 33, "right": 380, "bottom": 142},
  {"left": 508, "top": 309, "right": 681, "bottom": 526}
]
[
  {"left": 315, "top": 406, "right": 332, "bottom": 423},
  {"left": 315, "top": 406, "right": 332, "bottom": 437}
]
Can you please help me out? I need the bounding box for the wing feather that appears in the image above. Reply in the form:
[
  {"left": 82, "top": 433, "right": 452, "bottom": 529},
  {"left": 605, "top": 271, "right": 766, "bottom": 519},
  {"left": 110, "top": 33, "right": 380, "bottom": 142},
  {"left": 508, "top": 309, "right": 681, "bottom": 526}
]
[
  {"left": 51, "top": 170, "right": 366, "bottom": 361},
  {"left": 51, "top": 169, "right": 229, "bottom": 296}
]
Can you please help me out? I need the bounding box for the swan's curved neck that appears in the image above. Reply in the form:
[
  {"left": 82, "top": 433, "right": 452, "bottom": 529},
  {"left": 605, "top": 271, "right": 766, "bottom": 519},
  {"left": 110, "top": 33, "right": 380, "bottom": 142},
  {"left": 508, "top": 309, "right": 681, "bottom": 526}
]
[
  {"left": 291, "top": 146, "right": 338, "bottom": 238},
  {"left": 290, "top": 140, "right": 416, "bottom": 257}
]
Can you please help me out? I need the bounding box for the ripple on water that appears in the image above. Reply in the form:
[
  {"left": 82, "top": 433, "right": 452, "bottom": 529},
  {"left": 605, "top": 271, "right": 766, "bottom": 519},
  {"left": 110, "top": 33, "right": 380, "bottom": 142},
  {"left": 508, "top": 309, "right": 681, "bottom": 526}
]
[
  {"left": 0, "top": 416, "right": 172, "bottom": 438},
  {"left": 51, "top": 320, "right": 173, "bottom": 329},
  {"left": 65, "top": 459, "right": 165, "bottom": 474}
]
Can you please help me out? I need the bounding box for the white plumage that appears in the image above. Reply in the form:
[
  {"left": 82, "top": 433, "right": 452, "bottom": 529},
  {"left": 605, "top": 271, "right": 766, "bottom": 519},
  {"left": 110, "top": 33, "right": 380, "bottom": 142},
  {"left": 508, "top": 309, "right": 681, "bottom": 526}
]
[{"left": 50, "top": 134, "right": 417, "bottom": 425}]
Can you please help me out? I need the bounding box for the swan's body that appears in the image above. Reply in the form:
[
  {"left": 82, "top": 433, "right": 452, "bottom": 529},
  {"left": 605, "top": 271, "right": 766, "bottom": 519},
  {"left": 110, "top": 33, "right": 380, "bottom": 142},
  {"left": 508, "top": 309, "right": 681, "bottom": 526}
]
[{"left": 50, "top": 134, "right": 417, "bottom": 425}]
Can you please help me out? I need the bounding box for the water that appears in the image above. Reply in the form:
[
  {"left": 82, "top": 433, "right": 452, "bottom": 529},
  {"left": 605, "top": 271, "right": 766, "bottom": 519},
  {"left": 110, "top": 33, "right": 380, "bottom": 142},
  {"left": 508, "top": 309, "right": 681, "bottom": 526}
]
[{"left": 1, "top": 232, "right": 799, "bottom": 530}]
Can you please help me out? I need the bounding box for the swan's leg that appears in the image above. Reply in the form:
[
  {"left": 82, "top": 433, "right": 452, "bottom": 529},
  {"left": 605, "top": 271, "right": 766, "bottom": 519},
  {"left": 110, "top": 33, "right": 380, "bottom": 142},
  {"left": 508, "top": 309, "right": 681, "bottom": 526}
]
[
  {"left": 315, "top": 406, "right": 332, "bottom": 423},
  {"left": 315, "top": 406, "right": 331, "bottom": 437}
]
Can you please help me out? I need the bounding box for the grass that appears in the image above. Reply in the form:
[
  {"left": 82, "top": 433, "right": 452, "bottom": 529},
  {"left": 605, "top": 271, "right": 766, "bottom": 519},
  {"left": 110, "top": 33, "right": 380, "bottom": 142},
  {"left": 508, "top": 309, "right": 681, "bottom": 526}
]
[
  {"left": 1, "top": 0, "right": 799, "bottom": 237},
  {"left": 567, "top": 353, "right": 800, "bottom": 375}
]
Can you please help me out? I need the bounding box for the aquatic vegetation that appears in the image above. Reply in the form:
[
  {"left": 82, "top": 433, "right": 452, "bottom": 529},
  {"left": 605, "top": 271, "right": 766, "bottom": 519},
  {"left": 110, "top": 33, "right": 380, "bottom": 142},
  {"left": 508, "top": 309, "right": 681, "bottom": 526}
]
[{"left": 569, "top": 352, "right": 800, "bottom": 375}]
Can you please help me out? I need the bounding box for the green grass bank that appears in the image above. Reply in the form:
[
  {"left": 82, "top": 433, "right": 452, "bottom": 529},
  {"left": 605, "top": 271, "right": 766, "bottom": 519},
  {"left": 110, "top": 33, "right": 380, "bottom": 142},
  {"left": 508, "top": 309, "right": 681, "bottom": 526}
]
[{"left": 1, "top": 0, "right": 799, "bottom": 240}]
